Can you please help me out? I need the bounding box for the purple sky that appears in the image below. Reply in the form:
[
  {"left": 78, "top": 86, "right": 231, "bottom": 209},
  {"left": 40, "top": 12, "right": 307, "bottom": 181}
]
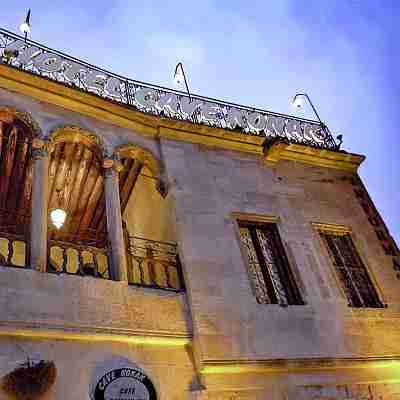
[{"left": 3, "top": 1, "right": 399, "bottom": 243}]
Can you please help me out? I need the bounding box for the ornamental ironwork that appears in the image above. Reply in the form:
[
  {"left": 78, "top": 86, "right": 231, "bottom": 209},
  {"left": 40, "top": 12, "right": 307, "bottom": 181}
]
[
  {"left": 238, "top": 221, "right": 303, "bottom": 305},
  {"left": 320, "top": 231, "right": 384, "bottom": 308},
  {"left": 0, "top": 28, "right": 338, "bottom": 150}
]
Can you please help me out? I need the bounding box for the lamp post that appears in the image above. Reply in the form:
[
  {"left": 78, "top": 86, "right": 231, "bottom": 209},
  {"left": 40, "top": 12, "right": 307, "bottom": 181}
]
[
  {"left": 292, "top": 93, "right": 342, "bottom": 149},
  {"left": 20, "top": 9, "right": 31, "bottom": 42},
  {"left": 292, "top": 93, "right": 324, "bottom": 126},
  {"left": 173, "top": 62, "right": 191, "bottom": 100}
]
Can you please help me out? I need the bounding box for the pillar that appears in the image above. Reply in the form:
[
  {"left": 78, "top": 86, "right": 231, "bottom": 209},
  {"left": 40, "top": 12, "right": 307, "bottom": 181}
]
[
  {"left": 103, "top": 158, "right": 128, "bottom": 281},
  {"left": 30, "top": 141, "right": 50, "bottom": 272}
]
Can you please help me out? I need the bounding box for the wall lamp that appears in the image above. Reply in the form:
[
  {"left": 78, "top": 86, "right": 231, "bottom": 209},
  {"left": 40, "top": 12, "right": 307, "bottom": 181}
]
[
  {"left": 20, "top": 10, "right": 31, "bottom": 42},
  {"left": 292, "top": 93, "right": 343, "bottom": 149},
  {"left": 173, "top": 62, "right": 191, "bottom": 100}
]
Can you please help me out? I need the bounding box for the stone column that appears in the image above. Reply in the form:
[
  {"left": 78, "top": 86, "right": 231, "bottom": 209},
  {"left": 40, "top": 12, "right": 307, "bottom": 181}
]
[
  {"left": 103, "top": 158, "right": 128, "bottom": 282},
  {"left": 30, "top": 140, "right": 50, "bottom": 272}
]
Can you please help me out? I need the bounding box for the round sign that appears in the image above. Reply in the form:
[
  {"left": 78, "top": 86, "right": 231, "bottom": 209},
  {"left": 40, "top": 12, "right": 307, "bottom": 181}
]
[{"left": 93, "top": 368, "right": 157, "bottom": 400}]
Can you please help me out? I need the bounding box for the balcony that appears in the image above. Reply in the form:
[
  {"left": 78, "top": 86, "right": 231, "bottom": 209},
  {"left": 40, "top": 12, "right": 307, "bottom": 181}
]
[
  {"left": 127, "top": 235, "right": 185, "bottom": 292},
  {"left": 0, "top": 109, "right": 184, "bottom": 294}
]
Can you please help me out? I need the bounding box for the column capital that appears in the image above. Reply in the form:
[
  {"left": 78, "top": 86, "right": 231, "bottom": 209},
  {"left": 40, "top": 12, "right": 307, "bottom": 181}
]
[
  {"left": 32, "top": 138, "right": 52, "bottom": 160},
  {"left": 103, "top": 156, "right": 124, "bottom": 176}
]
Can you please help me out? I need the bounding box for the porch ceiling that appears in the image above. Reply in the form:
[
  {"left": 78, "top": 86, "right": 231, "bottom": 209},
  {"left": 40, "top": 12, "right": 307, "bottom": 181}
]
[
  {"left": 0, "top": 118, "right": 33, "bottom": 237},
  {"left": 48, "top": 141, "right": 142, "bottom": 246},
  {"left": 0, "top": 119, "right": 142, "bottom": 245}
]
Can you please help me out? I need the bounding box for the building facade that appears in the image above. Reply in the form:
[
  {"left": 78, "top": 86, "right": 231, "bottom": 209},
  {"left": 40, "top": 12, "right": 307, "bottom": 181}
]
[{"left": 0, "top": 28, "right": 399, "bottom": 400}]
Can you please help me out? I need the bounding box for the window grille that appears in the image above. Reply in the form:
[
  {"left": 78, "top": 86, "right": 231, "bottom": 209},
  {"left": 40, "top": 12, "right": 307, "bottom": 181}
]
[
  {"left": 238, "top": 221, "right": 303, "bottom": 305},
  {"left": 319, "top": 231, "right": 383, "bottom": 308}
]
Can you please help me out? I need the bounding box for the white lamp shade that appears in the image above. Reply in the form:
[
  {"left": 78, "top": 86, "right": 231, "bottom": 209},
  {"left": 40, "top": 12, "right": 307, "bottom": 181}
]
[
  {"left": 173, "top": 70, "right": 184, "bottom": 85},
  {"left": 292, "top": 96, "right": 303, "bottom": 109},
  {"left": 20, "top": 22, "right": 31, "bottom": 34},
  {"left": 50, "top": 208, "right": 66, "bottom": 229}
]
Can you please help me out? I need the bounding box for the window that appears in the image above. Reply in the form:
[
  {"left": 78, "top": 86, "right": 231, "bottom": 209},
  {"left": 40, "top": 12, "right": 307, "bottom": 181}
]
[
  {"left": 319, "top": 230, "right": 383, "bottom": 308},
  {"left": 238, "top": 221, "right": 303, "bottom": 305}
]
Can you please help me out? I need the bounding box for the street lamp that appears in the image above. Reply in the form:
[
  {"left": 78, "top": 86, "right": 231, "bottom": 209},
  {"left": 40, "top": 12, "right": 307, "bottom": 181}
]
[
  {"left": 292, "top": 93, "right": 324, "bottom": 126},
  {"left": 292, "top": 93, "right": 343, "bottom": 149},
  {"left": 20, "top": 9, "right": 31, "bottom": 42},
  {"left": 173, "top": 62, "right": 191, "bottom": 100}
]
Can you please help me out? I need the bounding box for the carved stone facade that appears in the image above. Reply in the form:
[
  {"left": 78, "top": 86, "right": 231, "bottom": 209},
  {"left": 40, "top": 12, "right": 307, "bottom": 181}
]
[{"left": 0, "top": 55, "right": 398, "bottom": 400}]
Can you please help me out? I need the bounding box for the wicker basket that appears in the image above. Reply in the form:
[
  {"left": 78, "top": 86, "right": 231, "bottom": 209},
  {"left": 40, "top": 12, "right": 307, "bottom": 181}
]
[{"left": 2, "top": 360, "right": 56, "bottom": 400}]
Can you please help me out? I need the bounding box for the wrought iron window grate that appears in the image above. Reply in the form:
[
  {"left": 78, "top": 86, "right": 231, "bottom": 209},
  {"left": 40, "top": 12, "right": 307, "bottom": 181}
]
[
  {"left": 238, "top": 221, "right": 303, "bottom": 305},
  {"left": 320, "top": 231, "right": 383, "bottom": 308}
]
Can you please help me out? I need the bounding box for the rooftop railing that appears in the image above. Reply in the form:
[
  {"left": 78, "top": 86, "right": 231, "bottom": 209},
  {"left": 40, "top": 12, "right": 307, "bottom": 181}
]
[{"left": 0, "top": 29, "right": 339, "bottom": 150}]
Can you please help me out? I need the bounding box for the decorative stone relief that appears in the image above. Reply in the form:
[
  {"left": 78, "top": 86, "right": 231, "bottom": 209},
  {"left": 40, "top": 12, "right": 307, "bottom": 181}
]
[{"left": 351, "top": 175, "right": 400, "bottom": 280}]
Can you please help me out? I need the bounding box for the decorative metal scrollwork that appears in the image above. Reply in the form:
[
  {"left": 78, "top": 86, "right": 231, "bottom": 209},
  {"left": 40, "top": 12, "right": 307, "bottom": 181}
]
[{"left": 0, "top": 29, "right": 339, "bottom": 150}]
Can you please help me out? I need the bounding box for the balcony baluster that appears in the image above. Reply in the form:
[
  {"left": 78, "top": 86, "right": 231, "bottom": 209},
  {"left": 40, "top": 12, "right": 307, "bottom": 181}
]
[{"left": 127, "top": 235, "right": 185, "bottom": 292}]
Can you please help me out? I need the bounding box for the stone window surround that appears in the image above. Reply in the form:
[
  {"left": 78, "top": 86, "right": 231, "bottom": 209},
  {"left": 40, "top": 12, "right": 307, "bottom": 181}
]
[
  {"left": 231, "top": 211, "right": 305, "bottom": 307},
  {"left": 311, "top": 222, "right": 387, "bottom": 309}
]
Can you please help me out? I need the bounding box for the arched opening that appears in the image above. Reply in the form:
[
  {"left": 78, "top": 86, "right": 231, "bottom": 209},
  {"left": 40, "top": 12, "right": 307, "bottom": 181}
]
[
  {"left": 0, "top": 111, "right": 36, "bottom": 268},
  {"left": 47, "top": 130, "right": 110, "bottom": 278},
  {"left": 116, "top": 145, "right": 184, "bottom": 291}
]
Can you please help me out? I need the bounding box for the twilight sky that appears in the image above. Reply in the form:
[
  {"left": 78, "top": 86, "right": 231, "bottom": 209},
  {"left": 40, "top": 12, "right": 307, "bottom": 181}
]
[{"left": 2, "top": 1, "right": 399, "bottom": 243}]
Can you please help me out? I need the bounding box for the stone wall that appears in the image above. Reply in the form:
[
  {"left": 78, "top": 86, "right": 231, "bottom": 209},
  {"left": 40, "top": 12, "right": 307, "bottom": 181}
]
[
  {"left": 161, "top": 139, "right": 400, "bottom": 363},
  {"left": 123, "top": 166, "right": 177, "bottom": 244},
  {"left": 0, "top": 88, "right": 399, "bottom": 398},
  {"left": 0, "top": 267, "right": 190, "bottom": 336},
  {"left": 0, "top": 336, "right": 195, "bottom": 400}
]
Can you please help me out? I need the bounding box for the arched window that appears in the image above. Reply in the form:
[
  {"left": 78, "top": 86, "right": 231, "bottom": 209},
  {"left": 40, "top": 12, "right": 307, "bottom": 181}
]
[
  {"left": 47, "top": 129, "right": 110, "bottom": 278},
  {"left": 0, "top": 112, "right": 36, "bottom": 268},
  {"left": 116, "top": 145, "right": 184, "bottom": 292}
]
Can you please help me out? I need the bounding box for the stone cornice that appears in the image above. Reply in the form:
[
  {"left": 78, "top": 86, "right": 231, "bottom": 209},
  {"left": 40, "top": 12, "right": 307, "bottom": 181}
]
[
  {"left": 264, "top": 141, "right": 365, "bottom": 172},
  {"left": 0, "top": 65, "right": 365, "bottom": 171},
  {"left": 0, "top": 65, "right": 264, "bottom": 155},
  {"left": 200, "top": 356, "right": 400, "bottom": 375},
  {"left": 0, "top": 320, "right": 191, "bottom": 347}
]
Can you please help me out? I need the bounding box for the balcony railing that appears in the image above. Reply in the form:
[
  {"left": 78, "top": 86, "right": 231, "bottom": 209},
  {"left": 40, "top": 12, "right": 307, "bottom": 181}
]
[
  {"left": 127, "top": 235, "right": 185, "bottom": 292},
  {"left": 0, "top": 233, "right": 29, "bottom": 268},
  {"left": 47, "top": 239, "right": 110, "bottom": 278},
  {"left": 0, "top": 209, "right": 30, "bottom": 268},
  {"left": 0, "top": 28, "right": 338, "bottom": 150}
]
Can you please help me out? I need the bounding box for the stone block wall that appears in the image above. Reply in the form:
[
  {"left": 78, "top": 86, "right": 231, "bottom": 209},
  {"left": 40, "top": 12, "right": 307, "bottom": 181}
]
[
  {"left": 0, "top": 336, "right": 195, "bottom": 400},
  {"left": 123, "top": 166, "right": 177, "bottom": 244},
  {"left": 0, "top": 87, "right": 398, "bottom": 397},
  {"left": 0, "top": 267, "right": 191, "bottom": 336},
  {"left": 161, "top": 139, "right": 400, "bottom": 363}
]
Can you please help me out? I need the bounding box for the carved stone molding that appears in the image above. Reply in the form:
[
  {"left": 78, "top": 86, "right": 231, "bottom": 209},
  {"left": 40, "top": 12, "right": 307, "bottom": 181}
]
[
  {"left": 48, "top": 125, "right": 106, "bottom": 158},
  {"left": 31, "top": 138, "right": 52, "bottom": 160},
  {"left": 114, "top": 144, "right": 168, "bottom": 196},
  {"left": 32, "top": 147, "right": 50, "bottom": 160},
  {"left": 0, "top": 106, "right": 42, "bottom": 136},
  {"left": 200, "top": 356, "right": 400, "bottom": 375},
  {"left": 103, "top": 156, "right": 124, "bottom": 177}
]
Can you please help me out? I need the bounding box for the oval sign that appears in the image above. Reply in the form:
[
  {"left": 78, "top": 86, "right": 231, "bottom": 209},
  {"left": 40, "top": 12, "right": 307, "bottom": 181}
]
[{"left": 94, "top": 368, "right": 157, "bottom": 400}]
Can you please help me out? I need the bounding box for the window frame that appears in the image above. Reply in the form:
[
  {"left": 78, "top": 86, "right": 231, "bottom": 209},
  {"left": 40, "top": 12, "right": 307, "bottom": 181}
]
[
  {"left": 312, "top": 222, "right": 385, "bottom": 309},
  {"left": 233, "top": 213, "right": 304, "bottom": 306}
]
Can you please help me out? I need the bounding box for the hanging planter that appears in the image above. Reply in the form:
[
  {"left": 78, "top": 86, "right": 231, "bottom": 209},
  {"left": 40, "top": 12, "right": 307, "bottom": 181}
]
[{"left": 2, "top": 360, "right": 56, "bottom": 400}]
